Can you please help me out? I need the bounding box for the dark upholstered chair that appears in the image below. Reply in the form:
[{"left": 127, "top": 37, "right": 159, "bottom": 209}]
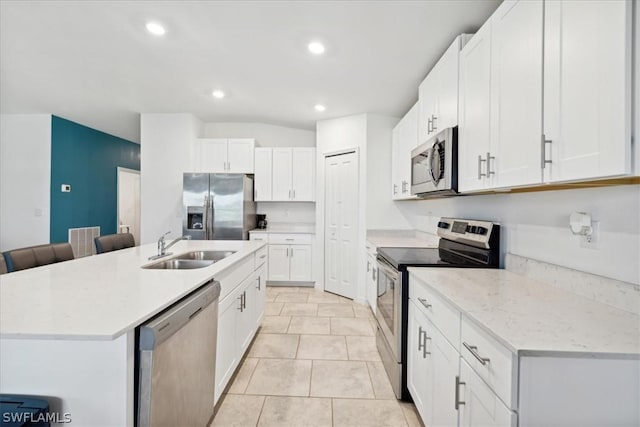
[
  {"left": 3, "top": 243, "right": 75, "bottom": 273},
  {"left": 0, "top": 254, "right": 7, "bottom": 274},
  {"left": 94, "top": 233, "right": 135, "bottom": 254}
]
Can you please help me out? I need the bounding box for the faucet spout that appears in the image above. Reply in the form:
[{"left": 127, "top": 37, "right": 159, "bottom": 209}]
[
  {"left": 149, "top": 232, "right": 191, "bottom": 260},
  {"left": 165, "top": 235, "right": 191, "bottom": 252}
]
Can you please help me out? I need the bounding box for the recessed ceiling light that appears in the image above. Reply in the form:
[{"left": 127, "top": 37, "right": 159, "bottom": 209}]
[
  {"left": 212, "top": 90, "right": 225, "bottom": 99},
  {"left": 146, "top": 22, "right": 166, "bottom": 36},
  {"left": 314, "top": 104, "right": 326, "bottom": 112},
  {"left": 308, "top": 41, "right": 326, "bottom": 55}
]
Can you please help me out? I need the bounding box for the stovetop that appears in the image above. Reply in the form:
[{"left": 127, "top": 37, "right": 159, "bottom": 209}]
[{"left": 377, "top": 245, "right": 495, "bottom": 270}]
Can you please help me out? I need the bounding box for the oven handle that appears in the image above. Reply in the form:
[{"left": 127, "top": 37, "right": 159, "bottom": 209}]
[{"left": 376, "top": 258, "right": 399, "bottom": 283}]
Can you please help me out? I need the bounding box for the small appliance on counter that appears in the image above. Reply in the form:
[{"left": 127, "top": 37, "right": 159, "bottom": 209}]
[
  {"left": 183, "top": 173, "right": 256, "bottom": 240},
  {"left": 256, "top": 214, "right": 267, "bottom": 229},
  {"left": 374, "top": 217, "right": 500, "bottom": 400}
]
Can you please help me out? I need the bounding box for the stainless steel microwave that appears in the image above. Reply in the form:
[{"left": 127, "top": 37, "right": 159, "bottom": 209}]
[{"left": 410, "top": 127, "right": 458, "bottom": 197}]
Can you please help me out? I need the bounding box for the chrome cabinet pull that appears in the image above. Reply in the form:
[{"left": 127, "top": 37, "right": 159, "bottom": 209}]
[
  {"left": 228, "top": 161, "right": 231, "bottom": 171},
  {"left": 393, "top": 184, "right": 398, "bottom": 195},
  {"left": 418, "top": 297, "right": 432, "bottom": 309},
  {"left": 292, "top": 189, "right": 296, "bottom": 199},
  {"left": 243, "top": 291, "right": 247, "bottom": 309},
  {"left": 427, "top": 118, "right": 433, "bottom": 134},
  {"left": 285, "top": 238, "right": 294, "bottom": 241},
  {"left": 422, "top": 331, "right": 431, "bottom": 358},
  {"left": 367, "top": 261, "right": 370, "bottom": 273},
  {"left": 455, "top": 376, "right": 465, "bottom": 410},
  {"left": 286, "top": 247, "right": 289, "bottom": 257},
  {"left": 463, "top": 342, "right": 490, "bottom": 365},
  {"left": 256, "top": 276, "right": 261, "bottom": 290},
  {"left": 478, "top": 155, "right": 486, "bottom": 180},
  {"left": 541, "top": 134, "right": 552, "bottom": 169},
  {"left": 486, "top": 152, "right": 495, "bottom": 176},
  {"left": 372, "top": 268, "right": 377, "bottom": 281},
  {"left": 418, "top": 326, "right": 425, "bottom": 352},
  {"left": 431, "top": 115, "right": 437, "bottom": 132},
  {"left": 290, "top": 247, "right": 293, "bottom": 258},
  {"left": 238, "top": 293, "right": 243, "bottom": 312}
]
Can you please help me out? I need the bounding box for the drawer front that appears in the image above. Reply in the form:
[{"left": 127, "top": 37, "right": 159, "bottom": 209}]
[
  {"left": 461, "top": 315, "right": 517, "bottom": 409},
  {"left": 409, "top": 273, "right": 461, "bottom": 350},
  {"left": 268, "top": 233, "right": 312, "bottom": 245},
  {"left": 249, "top": 233, "right": 268, "bottom": 242},
  {"left": 255, "top": 245, "right": 268, "bottom": 268}
]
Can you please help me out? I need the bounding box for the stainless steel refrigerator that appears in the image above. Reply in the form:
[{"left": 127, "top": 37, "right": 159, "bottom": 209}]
[{"left": 183, "top": 174, "right": 256, "bottom": 240}]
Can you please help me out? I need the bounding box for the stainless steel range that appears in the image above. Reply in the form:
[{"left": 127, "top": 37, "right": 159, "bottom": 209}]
[{"left": 374, "top": 217, "right": 500, "bottom": 400}]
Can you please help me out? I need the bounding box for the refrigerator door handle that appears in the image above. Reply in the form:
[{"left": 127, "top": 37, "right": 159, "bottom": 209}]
[
  {"left": 208, "top": 195, "right": 215, "bottom": 240},
  {"left": 203, "top": 195, "right": 209, "bottom": 240}
]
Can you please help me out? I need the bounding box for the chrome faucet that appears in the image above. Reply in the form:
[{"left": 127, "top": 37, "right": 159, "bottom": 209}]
[{"left": 149, "top": 232, "right": 191, "bottom": 260}]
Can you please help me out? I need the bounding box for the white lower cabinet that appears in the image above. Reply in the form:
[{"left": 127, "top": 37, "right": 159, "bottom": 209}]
[
  {"left": 366, "top": 252, "right": 377, "bottom": 314},
  {"left": 251, "top": 232, "right": 314, "bottom": 283},
  {"left": 459, "top": 359, "right": 516, "bottom": 427},
  {"left": 214, "top": 250, "right": 267, "bottom": 404}
]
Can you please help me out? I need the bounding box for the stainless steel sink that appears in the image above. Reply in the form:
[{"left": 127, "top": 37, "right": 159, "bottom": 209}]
[
  {"left": 173, "top": 251, "right": 237, "bottom": 261},
  {"left": 142, "top": 259, "right": 215, "bottom": 270}
]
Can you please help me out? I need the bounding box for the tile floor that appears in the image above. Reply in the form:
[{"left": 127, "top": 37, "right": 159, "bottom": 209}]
[{"left": 211, "top": 286, "right": 423, "bottom": 427}]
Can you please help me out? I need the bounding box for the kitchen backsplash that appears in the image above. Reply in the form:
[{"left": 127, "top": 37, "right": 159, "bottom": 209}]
[
  {"left": 506, "top": 253, "right": 640, "bottom": 314},
  {"left": 256, "top": 202, "right": 316, "bottom": 224}
]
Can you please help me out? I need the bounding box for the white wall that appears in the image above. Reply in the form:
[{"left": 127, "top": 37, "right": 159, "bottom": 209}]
[
  {"left": 204, "top": 122, "right": 315, "bottom": 147},
  {"left": 257, "top": 202, "right": 316, "bottom": 224},
  {"left": 0, "top": 114, "right": 52, "bottom": 251},
  {"left": 140, "top": 114, "right": 203, "bottom": 244},
  {"left": 366, "top": 114, "right": 412, "bottom": 229},
  {"left": 396, "top": 184, "right": 640, "bottom": 284}
]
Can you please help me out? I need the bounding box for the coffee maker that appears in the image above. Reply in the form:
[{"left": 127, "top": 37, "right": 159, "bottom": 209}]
[{"left": 257, "top": 214, "right": 267, "bottom": 229}]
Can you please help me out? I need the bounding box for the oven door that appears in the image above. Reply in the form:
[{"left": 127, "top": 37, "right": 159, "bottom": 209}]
[{"left": 375, "top": 257, "right": 402, "bottom": 361}]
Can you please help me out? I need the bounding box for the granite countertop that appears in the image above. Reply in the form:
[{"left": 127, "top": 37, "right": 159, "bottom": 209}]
[
  {"left": 408, "top": 267, "right": 640, "bottom": 358},
  {"left": 367, "top": 230, "right": 439, "bottom": 249},
  {"left": 250, "top": 223, "right": 315, "bottom": 234},
  {"left": 0, "top": 240, "right": 265, "bottom": 341}
]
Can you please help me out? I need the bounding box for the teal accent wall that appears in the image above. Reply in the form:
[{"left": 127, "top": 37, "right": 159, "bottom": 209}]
[{"left": 50, "top": 116, "right": 140, "bottom": 243}]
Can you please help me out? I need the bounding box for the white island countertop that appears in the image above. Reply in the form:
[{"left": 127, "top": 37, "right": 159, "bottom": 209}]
[
  {"left": 0, "top": 240, "right": 265, "bottom": 341},
  {"left": 408, "top": 267, "right": 640, "bottom": 358}
]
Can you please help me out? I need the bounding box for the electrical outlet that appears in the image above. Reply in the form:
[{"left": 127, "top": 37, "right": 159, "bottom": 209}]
[
  {"left": 580, "top": 220, "right": 600, "bottom": 250},
  {"left": 61, "top": 184, "right": 71, "bottom": 192}
]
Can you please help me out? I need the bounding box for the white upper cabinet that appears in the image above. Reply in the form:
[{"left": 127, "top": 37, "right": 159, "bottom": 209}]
[
  {"left": 254, "top": 148, "right": 272, "bottom": 201},
  {"left": 418, "top": 35, "right": 469, "bottom": 145},
  {"left": 490, "top": 0, "right": 544, "bottom": 189},
  {"left": 255, "top": 147, "right": 316, "bottom": 202},
  {"left": 191, "top": 138, "right": 255, "bottom": 173},
  {"left": 459, "top": 20, "right": 493, "bottom": 192},
  {"left": 392, "top": 102, "right": 419, "bottom": 200},
  {"left": 543, "top": 0, "right": 632, "bottom": 183}
]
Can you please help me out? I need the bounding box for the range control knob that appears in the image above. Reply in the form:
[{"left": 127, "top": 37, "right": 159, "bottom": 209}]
[
  {"left": 437, "top": 221, "right": 450, "bottom": 229},
  {"left": 475, "top": 226, "right": 488, "bottom": 235},
  {"left": 466, "top": 225, "right": 477, "bottom": 234}
]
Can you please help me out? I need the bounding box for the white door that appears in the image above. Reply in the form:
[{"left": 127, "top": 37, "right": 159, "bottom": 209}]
[
  {"left": 227, "top": 138, "right": 255, "bottom": 173},
  {"left": 543, "top": 0, "right": 631, "bottom": 183},
  {"left": 490, "top": 0, "right": 543, "bottom": 188},
  {"left": 407, "top": 301, "right": 433, "bottom": 424},
  {"left": 289, "top": 245, "right": 312, "bottom": 281},
  {"left": 272, "top": 148, "right": 293, "bottom": 201},
  {"left": 324, "top": 151, "right": 358, "bottom": 299},
  {"left": 199, "top": 138, "right": 227, "bottom": 173},
  {"left": 268, "top": 245, "right": 290, "bottom": 281},
  {"left": 254, "top": 148, "right": 272, "bottom": 201},
  {"left": 459, "top": 359, "right": 516, "bottom": 427},
  {"left": 291, "top": 148, "right": 315, "bottom": 201},
  {"left": 117, "top": 168, "right": 140, "bottom": 245},
  {"left": 458, "top": 20, "right": 492, "bottom": 192}
]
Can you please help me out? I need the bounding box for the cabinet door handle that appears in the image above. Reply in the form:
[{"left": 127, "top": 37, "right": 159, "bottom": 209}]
[
  {"left": 393, "top": 184, "right": 398, "bottom": 195},
  {"left": 292, "top": 189, "right": 296, "bottom": 199},
  {"left": 256, "top": 276, "right": 261, "bottom": 290},
  {"left": 478, "top": 155, "right": 487, "bottom": 179},
  {"left": 418, "top": 326, "right": 425, "bottom": 352},
  {"left": 259, "top": 254, "right": 266, "bottom": 259},
  {"left": 463, "top": 342, "right": 490, "bottom": 365},
  {"left": 372, "top": 268, "right": 377, "bottom": 281},
  {"left": 431, "top": 115, "right": 437, "bottom": 132},
  {"left": 286, "top": 247, "right": 289, "bottom": 257},
  {"left": 541, "top": 134, "right": 552, "bottom": 169},
  {"left": 455, "top": 375, "right": 465, "bottom": 410},
  {"left": 427, "top": 118, "right": 433, "bottom": 134},
  {"left": 418, "top": 297, "right": 432, "bottom": 309},
  {"left": 486, "top": 152, "right": 495, "bottom": 176},
  {"left": 243, "top": 291, "right": 247, "bottom": 310},
  {"left": 367, "top": 261, "right": 370, "bottom": 273},
  {"left": 289, "top": 189, "right": 292, "bottom": 199},
  {"left": 228, "top": 161, "right": 231, "bottom": 171},
  {"left": 290, "top": 247, "right": 293, "bottom": 258},
  {"left": 238, "top": 293, "right": 243, "bottom": 312},
  {"left": 422, "top": 330, "right": 431, "bottom": 358},
  {"left": 285, "top": 238, "right": 294, "bottom": 241},
  {"left": 254, "top": 189, "right": 257, "bottom": 200}
]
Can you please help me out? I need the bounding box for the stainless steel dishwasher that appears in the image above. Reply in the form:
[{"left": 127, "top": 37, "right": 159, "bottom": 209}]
[{"left": 137, "top": 279, "right": 221, "bottom": 427}]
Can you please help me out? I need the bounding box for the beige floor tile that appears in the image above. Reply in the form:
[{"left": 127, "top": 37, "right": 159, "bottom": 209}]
[
  {"left": 399, "top": 402, "right": 425, "bottom": 427},
  {"left": 211, "top": 394, "right": 265, "bottom": 427},
  {"left": 346, "top": 336, "right": 380, "bottom": 361},
  {"left": 331, "top": 317, "right": 375, "bottom": 336},
  {"left": 265, "top": 302, "right": 284, "bottom": 316},
  {"left": 296, "top": 286, "right": 321, "bottom": 294},
  {"left": 297, "top": 335, "right": 348, "bottom": 360},
  {"left": 257, "top": 396, "right": 332, "bottom": 427},
  {"left": 260, "top": 316, "right": 291, "bottom": 334},
  {"left": 280, "top": 302, "right": 318, "bottom": 316},
  {"left": 275, "top": 292, "right": 309, "bottom": 303},
  {"left": 332, "top": 398, "right": 408, "bottom": 427},
  {"left": 267, "top": 286, "right": 300, "bottom": 294},
  {"left": 307, "top": 292, "right": 351, "bottom": 304},
  {"left": 248, "top": 333, "right": 299, "bottom": 359},
  {"left": 287, "top": 316, "right": 331, "bottom": 335},
  {"left": 310, "top": 360, "right": 374, "bottom": 398},
  {"left": 317, "top": 304, "right": 355, "bottom": 317},
  {"left": 245, "top": 358, "right": 312, "bottom": 397},
  {"left": 227, "top": 357, "right": 259, "bottom": 394},
  {"left": 353, "top": 303, "right": 374, "bottom": 318},
  {"left": 367, "top": 361, "right": 396, "bottom": 399}
]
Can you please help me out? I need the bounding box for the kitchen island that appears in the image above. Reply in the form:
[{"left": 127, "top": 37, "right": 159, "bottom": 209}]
[{"left": 0, "top": 240, "right": 266, "bottom": 426}]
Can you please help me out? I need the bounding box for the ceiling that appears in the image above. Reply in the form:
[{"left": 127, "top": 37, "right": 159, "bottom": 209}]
[{"left": 0, "top": 0, "right": 500, "bottom": 143}]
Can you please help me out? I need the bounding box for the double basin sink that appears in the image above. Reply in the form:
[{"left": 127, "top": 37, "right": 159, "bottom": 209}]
[{"left": 143, "top": 251, "right": 236, "bottom": 270}]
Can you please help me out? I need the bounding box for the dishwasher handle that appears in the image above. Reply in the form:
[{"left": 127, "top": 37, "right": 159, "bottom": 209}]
[{"left": 139, "top": 279, "right": 220, "bottom": 351}]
